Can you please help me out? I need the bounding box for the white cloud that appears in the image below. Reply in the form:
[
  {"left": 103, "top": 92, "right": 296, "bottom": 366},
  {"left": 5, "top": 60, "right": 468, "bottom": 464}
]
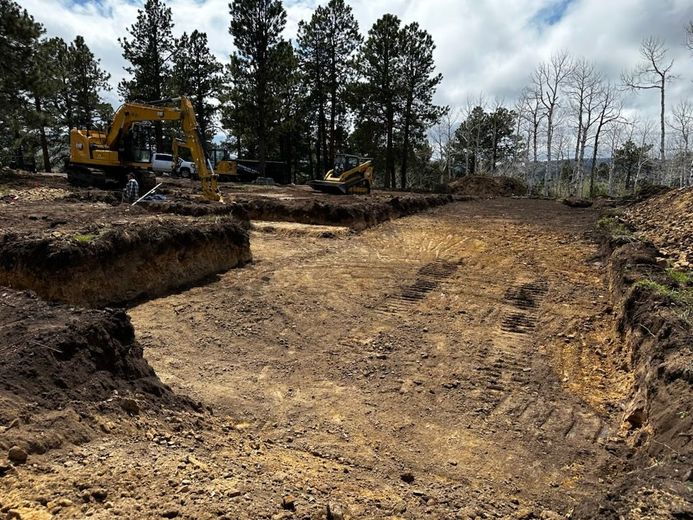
[{"left": 23, "top": 0, "right": 693, "bottom": 125}]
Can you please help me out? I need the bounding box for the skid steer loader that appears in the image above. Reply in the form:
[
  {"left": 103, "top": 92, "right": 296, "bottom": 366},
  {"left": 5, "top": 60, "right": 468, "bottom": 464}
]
[{"left": 308, "top": 154, "right": 374, "bottom": 195}]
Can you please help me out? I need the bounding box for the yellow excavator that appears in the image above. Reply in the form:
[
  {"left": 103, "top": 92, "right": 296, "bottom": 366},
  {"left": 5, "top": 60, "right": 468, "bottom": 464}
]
[
  {"left": 308, "top": 154, "right": 374, "bottom": 195},
  {"left": 66, "top": 96, "right": 222, "bottom": 202}
]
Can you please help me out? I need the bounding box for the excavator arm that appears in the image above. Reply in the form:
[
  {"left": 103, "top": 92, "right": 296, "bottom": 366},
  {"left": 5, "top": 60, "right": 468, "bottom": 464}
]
[{"left": 69, "top": 96, "right": 222, "bottom": 202}]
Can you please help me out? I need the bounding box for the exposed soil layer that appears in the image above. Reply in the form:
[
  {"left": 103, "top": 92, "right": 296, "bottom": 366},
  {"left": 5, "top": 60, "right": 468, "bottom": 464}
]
[
  {"left": 141, "top": 188, "right": 457, "bottom": 230},
  {"left": 449, "top": 175, "right": 527, "bottom": 197},
  {"left": 0, "top": 289, "right": 192, "bottom": 456},
  {"left": 573, "top": 235, "right": 693, "bottom": 518},
  {"left": 623, "top": 186, "right": 693, "bottom": 268},
  {"left": 0, "top": 210, "right": 251, "bottom": 307}
]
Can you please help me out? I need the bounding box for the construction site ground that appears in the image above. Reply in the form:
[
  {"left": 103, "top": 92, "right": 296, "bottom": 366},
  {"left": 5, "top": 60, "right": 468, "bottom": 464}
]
[{"left": 1, "top": 172, "right": 690, "bottom": 519}]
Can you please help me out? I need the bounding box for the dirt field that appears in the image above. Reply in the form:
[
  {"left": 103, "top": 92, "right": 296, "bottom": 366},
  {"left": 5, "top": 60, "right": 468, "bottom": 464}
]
[
  {"left": 2, "top": 196, "right": 651, "bottom": 519},
  {"left": 1, "top": 169, "right": 690, "bottom": 519}
]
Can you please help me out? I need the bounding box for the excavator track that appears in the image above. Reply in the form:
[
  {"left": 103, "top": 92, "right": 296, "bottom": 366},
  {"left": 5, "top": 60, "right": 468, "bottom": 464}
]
[{"left": 66, "top": 162, "right": 157, "bottom": 193}]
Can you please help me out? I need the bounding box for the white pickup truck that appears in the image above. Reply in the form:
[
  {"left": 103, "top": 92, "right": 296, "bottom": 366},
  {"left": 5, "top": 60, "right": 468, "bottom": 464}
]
[
  {"left": 175, "top": 159, "right": 196, "bottom": 178},
  {"left": 150, "top": 152, "right": 195, "bottom": 178}
]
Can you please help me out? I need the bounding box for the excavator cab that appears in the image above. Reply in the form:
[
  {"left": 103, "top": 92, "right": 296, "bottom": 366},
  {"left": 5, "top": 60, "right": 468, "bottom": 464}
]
[{"left": 308, "top": 153, "right": 374, "bottom": 195}]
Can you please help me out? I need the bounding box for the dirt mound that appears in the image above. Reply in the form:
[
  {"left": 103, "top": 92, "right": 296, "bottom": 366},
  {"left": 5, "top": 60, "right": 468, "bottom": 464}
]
[
  {"left": 61, "top": 189, "right": 121, "bottom": 204},
  {"left": 0, "top": 289, "right": 189, "bottom": 455},
  {"left": 623, "top": 186, "right": 693, "bottom": 268},
  {"left": 448, "top": 175, "right": 527, "bottom": 197},
  {"left": 0, "top": 187, "right": 70, "bottom": 202},
  {"left": 0, "top": 218, "right": 251, "bottom": 307},
  {"left": 562, "top": 196, "right": 593, "bottom": 208}
]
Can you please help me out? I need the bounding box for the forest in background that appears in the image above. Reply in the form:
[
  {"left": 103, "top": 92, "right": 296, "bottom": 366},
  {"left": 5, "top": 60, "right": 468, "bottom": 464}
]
[{"left": 1, "top": 0, "right": 692, "bottom": 197}]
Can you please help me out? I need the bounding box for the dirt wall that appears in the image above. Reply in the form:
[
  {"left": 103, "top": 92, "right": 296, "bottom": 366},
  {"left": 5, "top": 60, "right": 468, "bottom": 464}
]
[
  {"left": 0, "top": 289, "right": 192, "bottom": 455},
  {"left": 574, "top": 235, "right": 693, "bottom": 518},
  {"left": 0, "top": 219, "right": 251, "bottom": 307},
  {"left": 142, "top": 194, "right": 456, "bottom": 230}
]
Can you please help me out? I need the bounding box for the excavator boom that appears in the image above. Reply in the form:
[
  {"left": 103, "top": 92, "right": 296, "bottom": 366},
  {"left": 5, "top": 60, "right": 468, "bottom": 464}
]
[{"left": 67, "top": 96, "right": 222, "bottom": 202}]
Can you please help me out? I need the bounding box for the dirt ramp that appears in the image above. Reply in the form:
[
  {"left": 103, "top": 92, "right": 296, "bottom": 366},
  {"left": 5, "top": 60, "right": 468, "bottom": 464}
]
[
  {"left": 0, "top": 289, "right": 189, "bottom": 454},
  {"left": 0, "top": 218, "right": 251, "bottom": 307}
]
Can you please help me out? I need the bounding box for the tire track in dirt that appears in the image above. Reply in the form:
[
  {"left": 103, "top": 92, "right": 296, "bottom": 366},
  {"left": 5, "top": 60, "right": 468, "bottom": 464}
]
[{"left": 128, "top": 198, "right": 623, "bottom": 516}]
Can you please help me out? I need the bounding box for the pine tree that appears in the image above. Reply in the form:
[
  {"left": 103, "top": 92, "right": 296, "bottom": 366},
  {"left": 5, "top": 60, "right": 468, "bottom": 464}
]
[
  {"left": 398, "top": 22, "right": 444, "bottom": 188},
  {"left": 118, "top": 0, "right": 175, "bottom": 149},
  {"left": 274, "top": 41, "right": 310, "bottom": 182},
  {"left": 27, "top": 38, "right": 62, "bottom": 171},
  {"left": 0, "top": 0, "right": 43, "bottom": 165},
  {"left": 47, "top": 37, "right": 76, "bottom": 131},
  {"left": 358, "top": 14, "right": 402, "bottom": 189},
  {"left": 227, "top": 0, "right": 287, "bottom": 174},
  {"left": 297, "top": 0, "right": 361, "bottom": 176},
  {"left": 453, "top": 106, "right": 519, "bottom": 174},
  {"left": 70, "top": 36, "right": 111, "bottom": 129},
  {"left": 172, "top": 30, "right": 222, "bottom": 142}
]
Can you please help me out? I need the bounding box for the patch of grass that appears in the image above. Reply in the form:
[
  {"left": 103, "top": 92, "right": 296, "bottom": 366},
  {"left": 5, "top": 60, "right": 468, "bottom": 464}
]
[
  {"left": 597, "top": 216, "right": 633, "bottom": 237},
  {"left": 635, "top": 279, "right": 693, "bottom": 308},
  {"left": 666, "top": 268, "right": 693, "bottom": 286},
  {"left": 73, "top": 233, "right": 98, "bottom": 243}
]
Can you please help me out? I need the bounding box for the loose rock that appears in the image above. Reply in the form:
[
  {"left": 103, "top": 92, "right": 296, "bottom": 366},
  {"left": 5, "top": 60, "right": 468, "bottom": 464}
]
[{"left": 8, "top": 446, "right": 27, "bottom": 465}]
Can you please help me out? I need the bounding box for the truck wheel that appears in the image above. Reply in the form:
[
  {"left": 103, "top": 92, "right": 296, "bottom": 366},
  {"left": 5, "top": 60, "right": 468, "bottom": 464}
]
[{"left": 180, "top": 168, "right": 190, "bottom": 178}]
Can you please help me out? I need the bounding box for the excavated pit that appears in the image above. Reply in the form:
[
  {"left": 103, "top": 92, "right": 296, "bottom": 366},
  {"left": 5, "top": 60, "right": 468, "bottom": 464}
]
[
  {"left": 139, "top": 190, "right": 457, "bottom": 230},
  {"left": 0, "top": 201, "right": 251, "bottom": 307}
]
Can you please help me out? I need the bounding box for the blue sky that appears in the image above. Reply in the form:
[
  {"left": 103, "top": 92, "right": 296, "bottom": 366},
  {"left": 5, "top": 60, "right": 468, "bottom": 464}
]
[{"left": 534, "top": 0, "right": 575, "bottom": 25}]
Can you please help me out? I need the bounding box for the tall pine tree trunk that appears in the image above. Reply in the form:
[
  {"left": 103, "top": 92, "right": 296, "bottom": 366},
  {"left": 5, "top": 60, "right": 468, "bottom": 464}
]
[
  {"left": 386, "top": 103, "right": 394, "bottom": 189},
  {"left": 329, "top": 50, "right": 337, "bottom": 168},
  {"left": 34, "top": 95, "right": 51, "bottom": 172},
  {"left": 401, "top": 118, "right": 410, "bottom": 189}
]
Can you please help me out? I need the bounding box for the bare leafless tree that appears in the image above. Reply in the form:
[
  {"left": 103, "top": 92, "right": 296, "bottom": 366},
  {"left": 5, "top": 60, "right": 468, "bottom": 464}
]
[
  {"left": 533, "top": 51, "right": 573, "bottom": 196},
  {"left": 589, "top": 83, "right": 622, "bottom": 197},
  {"left": 604, "top": 122, "right": 626, "bottom": 196},
  {"left": 518, "top": 87, "right": 545, "bottom": 186},
  {"left": 687, "top": 21, "right": 693, "bottom": 51},
  {"left": 567, "top": 59, "right": 599, "bottom": 164},
  {"left": 622, "top": 36, "right": 676, "bottom": 163},
  {"left": 633, "top": 120, "right": 656, "bottom": 190},
  {"left": 668, "top": 100, "right": 693, "bottom": 186},
  {"left": 572, "top": 66, "right": 602, "bottom": 195},
  {"left": 431, "top": 107, "right": 461, "bottom": 183}
]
